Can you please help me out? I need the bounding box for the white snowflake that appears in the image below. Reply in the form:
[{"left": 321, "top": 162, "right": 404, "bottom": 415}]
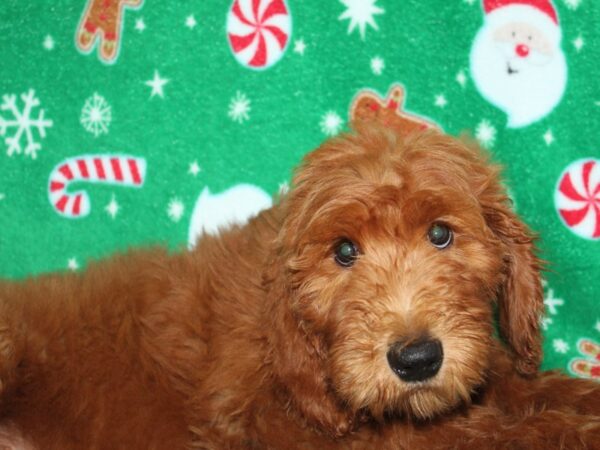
[
  {"left": 0, "top": 193, "right": 5, "bottom": 201},
  {"left": 105, "top": 194, "right": 119, "bottom": 219},
  {"left": 563, "top": 0, "right": 582, "bottom": 10},
  {"left": 544, "top": 288, "right": 564, "bottom": 315},
  {"left": 595, "top": 320, "right": 600, "bottom": 333},
  {"left": 185, "top": 15, "right": 197, "bottom": 29},
  {"left": 434, "top": 94, "right": 447, "bottom": 108},
  {"left": 552, "top": 338, "right": 570, "bottom": 354},
  {"left": 67, "top": 257, "right": 79, "bottom": 271},
  {"left": 370, "top": 56, "right": 384, "bottom": 75},
  {"left": 320, "top": 111, "right": 343, "bottom": 136},
  {"left": 43, "top": 35, "right": 55, "bottom": 50},
  {"left": 294, "top": 39, "right": 306, "bottom": 55},
  {"left": 573, "top": 35, "right": 584, "bottom": 52},
  {"left": 228, "top": 91, "right": 251, "bottom": 124},
  {"left": 543, "top": 129, "right": 554, "bottom": 146},
  {"left": 188, "top": 160, "right": 201, "bottom": 176},
  {"left": 167, "top": 198, "right": 185, "bottom": 222},
  {"left": 0, "top": 89, "right": 53, "bottom": 159},
  {"left": 80, "top": 93, "right": 111, "bottom": 137},
  {"left": 463, "top": 0, "right": 476, "bottom": 4},
  {"left": 338, "top": 0, "right": 384, "bottom": 40},
  {"left": 135, "top": 18, "right": 146, "bottom": 32},
  {"left": 475, "top": 119, "right": 496, "bottom": 148}
]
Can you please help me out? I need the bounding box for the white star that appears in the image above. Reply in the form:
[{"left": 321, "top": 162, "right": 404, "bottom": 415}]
[
  {"left": 167, "top": 198, "right": 185, "bottom": 222},
  {"left": 434, "top": 94, "right": 447, "bottom": 108},
  {"left": 43, "top": 35, "right": 55, "bottom": 50},
  {"left": 573, "top": 35, "right": 584, "bottom": 52},
  {"left": 105, "top": 195, "right": 119, "bottom": 219},
  {"left": 552, "top": 338, "right": 570, "bottom": 354},
  {"left": 595, "top": 320, "right": 600, "bottom": 333},
  {"left": 563, "top": 0, "right": 582, "bottom": 10},
  {"left": 544, "top": 288, "right": 564, "bottom": 315},
  {"left": 463, "top": 0, "right": 476, "bottom": 4},
  {"left": 135, "top": 18, "right": 146, "bottom": 32},
  {"left": 370, "top": 56, "right": 384, "bottom": 75},
  {"left": 338, "top": 0, "right": 384, "bottom": 40},
  {"left": 67, "top": 258, "right": 79, "bottom": 271},
  {"left": 475, "top": 119, "right": 496, "bottom": 148},
  {"left": 145, "top": 71, "right": 169, "bottom": 98},
  {"left": 185, "top": 15, "right": 197, "bottom": 29},
  {"left": 294, "top": 39, "right": 306, "bottom": 55},
  {"left": 0, "top": 193, "right": 4, "bottom": 201},
  {"left": 456, "top": 70, "right": 467, "bottom": 87},
  {"left": 189, "top": 161, "right": 201, "bottom": 176},
  {"left": 543, "top": 129, "right": 554, "bottom": 146}
]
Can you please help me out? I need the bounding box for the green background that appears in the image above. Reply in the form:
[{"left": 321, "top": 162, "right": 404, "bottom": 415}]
[{"left": 0, "top": 0, "right": 598, "bottom": 376}]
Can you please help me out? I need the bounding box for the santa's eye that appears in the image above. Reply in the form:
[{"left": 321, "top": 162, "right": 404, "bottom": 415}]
[
  {"left": 334, "top": 239, "right": 359, "bottom": 267},
  {"left": 427, "top": 223, "right": 453, "bottom": 249}
]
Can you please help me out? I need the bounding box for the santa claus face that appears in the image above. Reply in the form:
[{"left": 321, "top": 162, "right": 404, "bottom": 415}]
[
  {"left": 494, "top": 22, "right": 553, "bottom": 69},
  {"left": 470, "top": 10, "right": 567, "bottom": 128}
]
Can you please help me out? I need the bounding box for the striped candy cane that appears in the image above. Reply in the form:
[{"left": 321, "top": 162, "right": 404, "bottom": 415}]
[{"left": 48, "top": 154, "right": 146, "bottom": 218}]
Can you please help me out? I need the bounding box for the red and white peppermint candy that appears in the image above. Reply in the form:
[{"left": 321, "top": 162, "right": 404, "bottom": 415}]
[
  {"left": 48, "top": 154, "right": 146, "bottom": 218},
  {"left": 555, "top": 158, "right": 600, "bottom": 240},
  {"left": 227, "top": 0, "right": 291, "bottom": 70}
]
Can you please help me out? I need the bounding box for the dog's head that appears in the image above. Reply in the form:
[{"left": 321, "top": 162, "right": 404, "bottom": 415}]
[{"left": 264, "top": 123, "right": 543, "bottom": 434}]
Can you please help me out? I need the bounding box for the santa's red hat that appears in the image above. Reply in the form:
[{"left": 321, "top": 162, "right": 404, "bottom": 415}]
[{"left": 482, "top": 0, "right": 561, "bottom": 44}]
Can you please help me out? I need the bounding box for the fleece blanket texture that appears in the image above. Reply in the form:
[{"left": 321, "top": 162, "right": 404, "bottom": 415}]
[{"left": 0, "top": 0, "right": 598, "bottom": 378}]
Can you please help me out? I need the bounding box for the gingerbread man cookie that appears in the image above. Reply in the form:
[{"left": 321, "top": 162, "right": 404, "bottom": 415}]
[{"left": 76, "top": 0, "right": 144, "bottom": 63}]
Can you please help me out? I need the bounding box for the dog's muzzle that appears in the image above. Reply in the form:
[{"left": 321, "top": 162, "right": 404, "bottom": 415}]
[{"left": 386, "top": 339, "right": 443, "bottom": 382}]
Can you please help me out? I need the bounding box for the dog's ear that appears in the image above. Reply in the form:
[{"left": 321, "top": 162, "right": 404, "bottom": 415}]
[
  {"left": 262, "top": 234, "right": 355, "bottom": 438},
  {"left": 480, "top": 181, "right": 544, "bottom": 376}
]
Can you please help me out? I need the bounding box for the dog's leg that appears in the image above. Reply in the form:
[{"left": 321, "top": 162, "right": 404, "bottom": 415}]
[
  {"left": 456, "top": 408, "right": 600, "bottom": 450},
  {"left": 484, "top": 365, "right": 600, "bottom": 418}
]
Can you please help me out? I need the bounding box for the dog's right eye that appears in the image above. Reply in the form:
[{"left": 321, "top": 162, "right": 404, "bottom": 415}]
[{"left": 334, "top": 239, "right": 358, "bottom": 267}]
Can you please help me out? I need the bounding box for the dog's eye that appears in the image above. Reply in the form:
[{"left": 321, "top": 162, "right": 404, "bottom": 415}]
[
  {"left": 334, "top": 239, "right": 358, "bottom": 267},
  {"left": 428, "top": 223, "right": 453, "bottom": 249}
]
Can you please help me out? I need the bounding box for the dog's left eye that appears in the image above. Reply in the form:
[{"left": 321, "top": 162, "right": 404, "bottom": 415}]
[
  {"left": 428, "top": 223, "right": 453, "bottom": 249},
  {"left": 334, "top": 239, "right": 358, "bottom": 267}
]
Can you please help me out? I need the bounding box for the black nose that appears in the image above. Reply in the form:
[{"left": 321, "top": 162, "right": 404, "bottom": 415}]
[{"left": 387, "top": 339, "right": 443, "bottom": 382}]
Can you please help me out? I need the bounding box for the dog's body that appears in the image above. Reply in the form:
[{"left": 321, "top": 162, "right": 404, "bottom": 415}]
[{"left": 1, "top": 125, "right": 599, "bottom": 449}]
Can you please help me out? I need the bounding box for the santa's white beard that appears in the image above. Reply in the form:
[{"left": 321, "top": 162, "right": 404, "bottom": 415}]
[{"left": 470, "top": 27, "right": 567, "bottom": 128}]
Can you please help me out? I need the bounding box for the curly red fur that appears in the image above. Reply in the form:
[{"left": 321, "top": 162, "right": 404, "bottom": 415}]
[{"left": 0, "top": 124, "right": 598, "bottom": 449}]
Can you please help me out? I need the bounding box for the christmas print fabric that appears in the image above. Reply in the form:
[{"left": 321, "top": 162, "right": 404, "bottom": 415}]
[{"left": 0, "top": 0, "right": 598, "bottom": 378}]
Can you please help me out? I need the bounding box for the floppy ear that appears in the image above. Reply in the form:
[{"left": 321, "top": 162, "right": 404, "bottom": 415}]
[
  {"left": 481, "top": 191, "right": 544, "bottom": 376},
  {"left": 262, "top": 247, "right": 355, "bottom": 438}
]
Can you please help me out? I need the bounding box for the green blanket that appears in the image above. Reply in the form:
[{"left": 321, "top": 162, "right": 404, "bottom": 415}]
[{"left": 1, "top": 0, "right": 598, "bottom": 378}]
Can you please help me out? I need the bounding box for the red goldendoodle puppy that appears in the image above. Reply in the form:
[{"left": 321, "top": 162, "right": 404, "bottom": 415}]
[{"left": 0, "top": 124, "right": 599, "bottom": 449}]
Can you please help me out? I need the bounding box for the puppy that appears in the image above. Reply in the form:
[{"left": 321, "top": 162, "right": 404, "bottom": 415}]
[{"left": 0, "top": 124, "right": 598, "bottom": 449}]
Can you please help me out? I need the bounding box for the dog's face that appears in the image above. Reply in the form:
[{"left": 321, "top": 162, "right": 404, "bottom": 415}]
[{"left": 270, "top": 124, "right": 543, "bottom": 427}]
